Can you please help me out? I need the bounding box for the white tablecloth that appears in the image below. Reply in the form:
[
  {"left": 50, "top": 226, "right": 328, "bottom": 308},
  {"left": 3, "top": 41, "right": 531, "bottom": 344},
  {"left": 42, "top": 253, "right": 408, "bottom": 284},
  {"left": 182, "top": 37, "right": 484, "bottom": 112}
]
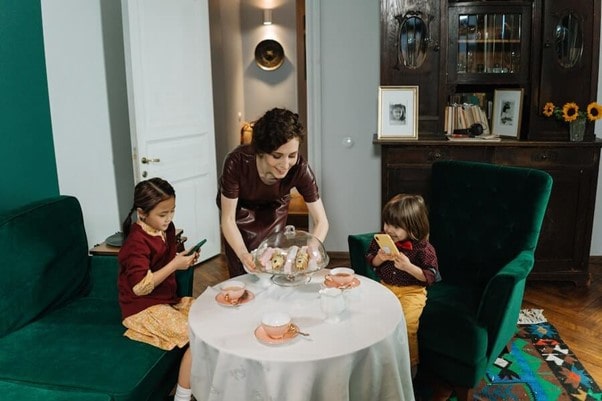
[{"left": 189, "top": 270, "right": 415, "bottom": 401}]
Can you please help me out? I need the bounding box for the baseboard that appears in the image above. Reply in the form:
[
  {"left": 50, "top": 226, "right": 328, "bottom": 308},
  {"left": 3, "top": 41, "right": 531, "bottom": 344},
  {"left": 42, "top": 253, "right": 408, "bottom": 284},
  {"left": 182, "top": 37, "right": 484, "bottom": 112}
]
[
  {"left": 327, "top": 251, "right": 350, "bottom": 261},
  {"left": 590, "top": 255, "right": 602, "bottom": 264}
]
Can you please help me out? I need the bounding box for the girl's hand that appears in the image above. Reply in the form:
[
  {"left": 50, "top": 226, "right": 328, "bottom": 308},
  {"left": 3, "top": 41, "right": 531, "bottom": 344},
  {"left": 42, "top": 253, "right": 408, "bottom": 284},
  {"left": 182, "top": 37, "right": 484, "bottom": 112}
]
[{"left": 172, "top": 252, "right": 198, "bottom": 270}]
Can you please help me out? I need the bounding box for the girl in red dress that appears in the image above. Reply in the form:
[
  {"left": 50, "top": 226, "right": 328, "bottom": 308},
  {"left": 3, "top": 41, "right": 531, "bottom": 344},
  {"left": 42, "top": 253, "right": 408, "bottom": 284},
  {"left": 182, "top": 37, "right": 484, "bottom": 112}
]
[{"left": 118, "top": 177, "right": 199, "bottom": 401}]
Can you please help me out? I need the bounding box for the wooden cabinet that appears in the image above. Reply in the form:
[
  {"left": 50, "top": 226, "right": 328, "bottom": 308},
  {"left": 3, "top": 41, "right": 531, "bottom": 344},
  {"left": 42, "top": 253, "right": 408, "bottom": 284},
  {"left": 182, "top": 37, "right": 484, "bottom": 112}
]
[
  {"left": 378, "top": 0, "right": 601, "bottom": 285},
  {"left": 529, "top": 0, "right": 602, "bottom": 141},
  {"left": 381, "top": 0, "right": 601, "bottom": 141},
  {"left": 378, "top": 139, "right": 602, "bottom": 286}
]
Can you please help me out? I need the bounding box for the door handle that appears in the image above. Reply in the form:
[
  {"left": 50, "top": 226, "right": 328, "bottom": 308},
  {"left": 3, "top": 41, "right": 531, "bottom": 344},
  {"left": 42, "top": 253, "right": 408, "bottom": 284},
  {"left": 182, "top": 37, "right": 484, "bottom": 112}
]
[{"left": 141, "top": 157, "right": 160, "bottom": 164}]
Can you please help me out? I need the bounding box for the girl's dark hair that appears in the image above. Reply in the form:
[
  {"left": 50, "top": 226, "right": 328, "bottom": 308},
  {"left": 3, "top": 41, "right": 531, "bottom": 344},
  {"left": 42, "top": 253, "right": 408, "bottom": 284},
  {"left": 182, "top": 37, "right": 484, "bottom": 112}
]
[
  {"left": 382, "top": 194, "right": 430, "bottom": 241},
  {"left": 122, "top": 177, "right": 175, "bottom": 238},
  {"left": 251, "top": 108, "right": 305, "bottom": 154}
]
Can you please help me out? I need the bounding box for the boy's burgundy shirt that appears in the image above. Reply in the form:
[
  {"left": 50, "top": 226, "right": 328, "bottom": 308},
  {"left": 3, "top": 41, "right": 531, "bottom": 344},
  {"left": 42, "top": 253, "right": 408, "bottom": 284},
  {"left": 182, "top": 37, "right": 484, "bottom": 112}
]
[{"left": 366, "top": 237, "right": 439, "bottom": 287}]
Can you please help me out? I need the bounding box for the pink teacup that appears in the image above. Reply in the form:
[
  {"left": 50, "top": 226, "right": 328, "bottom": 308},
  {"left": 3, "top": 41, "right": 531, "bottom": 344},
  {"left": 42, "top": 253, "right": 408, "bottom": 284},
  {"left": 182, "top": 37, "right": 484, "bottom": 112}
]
[
  {"left": 220, "top": 280, "right": 246, "bottom": 303},
  {"left": 329, "top": 267, "right": 355, "bottom": 286},
  {"left": 261, "top": 312, "right": 292, "bottom": 339}
]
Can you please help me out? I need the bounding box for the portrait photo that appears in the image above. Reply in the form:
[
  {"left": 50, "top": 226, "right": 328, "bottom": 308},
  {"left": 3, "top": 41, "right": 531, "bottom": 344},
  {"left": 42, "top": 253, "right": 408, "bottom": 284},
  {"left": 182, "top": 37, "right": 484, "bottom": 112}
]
[
  {"left": 389, "top": 103, "right": 406, "bottom": 125},
  {"left": 492, "top": 89, "right": 524, "bottom": 138},
  {"left": 378, "top": 86, "right": 418, "bottom": 139}
]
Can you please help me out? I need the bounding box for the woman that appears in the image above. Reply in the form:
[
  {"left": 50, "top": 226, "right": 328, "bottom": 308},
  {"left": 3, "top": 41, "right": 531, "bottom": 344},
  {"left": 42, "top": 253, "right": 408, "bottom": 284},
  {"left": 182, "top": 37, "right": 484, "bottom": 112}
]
[{"left": 217, "top": 108, "right": 329, "bottom": 277}]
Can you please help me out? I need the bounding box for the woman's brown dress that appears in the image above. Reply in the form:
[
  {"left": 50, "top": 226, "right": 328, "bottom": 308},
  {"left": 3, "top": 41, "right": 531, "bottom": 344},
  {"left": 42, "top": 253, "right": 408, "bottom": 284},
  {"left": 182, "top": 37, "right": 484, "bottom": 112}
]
[{"left": 217, "top": 144, "right": 320, "bottom": 277}]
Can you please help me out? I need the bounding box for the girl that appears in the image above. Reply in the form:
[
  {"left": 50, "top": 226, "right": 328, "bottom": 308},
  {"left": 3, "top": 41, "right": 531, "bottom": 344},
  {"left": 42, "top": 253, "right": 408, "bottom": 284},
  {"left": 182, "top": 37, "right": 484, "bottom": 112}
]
[
  {"left": 118, "top": 177, "right": 199, "bottom": 401},
  {"left": 366, "top": 193, "right": 441, "bottom": 376}
]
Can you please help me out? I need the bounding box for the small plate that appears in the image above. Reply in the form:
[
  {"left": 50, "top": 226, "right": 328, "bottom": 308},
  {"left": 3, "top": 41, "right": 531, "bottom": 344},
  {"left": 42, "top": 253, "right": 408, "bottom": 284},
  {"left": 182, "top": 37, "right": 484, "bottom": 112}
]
[
  {"left": 323, "top": 275, "right": 361, "bottom": 289},
  {"left": 254, "top": 324, "right": 299, "bottom": 345},
  {"left": 105, "top": 232, "right": 123, "bottom": 247},
  {"left": 215, "top": 290, "right": 254, "bottom": 307}
]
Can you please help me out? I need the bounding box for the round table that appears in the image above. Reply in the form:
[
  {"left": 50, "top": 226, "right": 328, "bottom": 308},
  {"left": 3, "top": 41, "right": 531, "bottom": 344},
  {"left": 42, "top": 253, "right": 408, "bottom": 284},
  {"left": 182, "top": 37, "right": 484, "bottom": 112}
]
[{"left": 188, "top": 270, "right": 415, "bottom": 401}]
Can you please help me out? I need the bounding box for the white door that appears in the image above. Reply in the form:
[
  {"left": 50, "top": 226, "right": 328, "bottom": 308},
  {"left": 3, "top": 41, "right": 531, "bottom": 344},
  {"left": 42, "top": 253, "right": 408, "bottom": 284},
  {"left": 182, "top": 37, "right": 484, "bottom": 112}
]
[{"left": 122, "top": 0, "right": 220, "bottom": 261}]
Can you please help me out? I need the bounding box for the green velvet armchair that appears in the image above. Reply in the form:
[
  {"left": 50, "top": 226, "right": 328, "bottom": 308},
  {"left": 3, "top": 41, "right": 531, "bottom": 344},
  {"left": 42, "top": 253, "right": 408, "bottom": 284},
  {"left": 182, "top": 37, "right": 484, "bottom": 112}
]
[{"left": 348, "top": 160, "right": 552, "bottom": 401}]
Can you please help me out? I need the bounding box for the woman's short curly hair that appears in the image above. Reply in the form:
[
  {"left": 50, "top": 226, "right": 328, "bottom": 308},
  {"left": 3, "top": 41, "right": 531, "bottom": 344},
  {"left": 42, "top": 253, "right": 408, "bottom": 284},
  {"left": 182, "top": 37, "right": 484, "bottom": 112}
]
[{"left": 251, "top": 108, "right": 305, "bottom": 154}]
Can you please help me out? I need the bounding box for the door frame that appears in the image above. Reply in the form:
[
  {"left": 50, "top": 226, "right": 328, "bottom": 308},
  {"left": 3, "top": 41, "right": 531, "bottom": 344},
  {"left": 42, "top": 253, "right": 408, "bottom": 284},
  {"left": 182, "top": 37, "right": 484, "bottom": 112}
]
[{"left": 306, "top": 0, "right": 323, "bottom": 190}]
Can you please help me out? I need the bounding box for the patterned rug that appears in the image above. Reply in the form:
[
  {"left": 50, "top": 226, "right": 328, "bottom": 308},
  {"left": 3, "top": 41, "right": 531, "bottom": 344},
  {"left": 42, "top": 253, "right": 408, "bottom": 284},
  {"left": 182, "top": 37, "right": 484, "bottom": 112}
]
[{"left": 470, "top": 309, "right": 601, "bottom": 401}]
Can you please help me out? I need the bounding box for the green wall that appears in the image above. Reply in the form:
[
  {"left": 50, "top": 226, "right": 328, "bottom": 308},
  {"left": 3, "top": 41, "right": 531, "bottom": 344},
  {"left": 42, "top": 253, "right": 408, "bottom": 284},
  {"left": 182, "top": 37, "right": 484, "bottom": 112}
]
[{"left": 0, "top": 0, "right": 59, "bottom": 213}]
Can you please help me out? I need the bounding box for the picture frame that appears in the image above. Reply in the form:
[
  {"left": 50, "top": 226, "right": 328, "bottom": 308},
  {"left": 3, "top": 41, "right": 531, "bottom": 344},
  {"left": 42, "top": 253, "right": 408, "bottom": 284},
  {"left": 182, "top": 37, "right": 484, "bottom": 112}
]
[
  {"left": 491, "top": 89, "right": 524, "bottom": 138},
  {"left": 377, "top": 86, "right": 419, "bottom": 140}
]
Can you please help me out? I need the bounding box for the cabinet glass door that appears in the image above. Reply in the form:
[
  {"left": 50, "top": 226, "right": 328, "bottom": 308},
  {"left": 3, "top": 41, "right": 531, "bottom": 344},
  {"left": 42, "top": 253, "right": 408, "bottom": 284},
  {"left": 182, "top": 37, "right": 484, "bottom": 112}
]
[
  {"left": 457, "top": 13, "right": 521, "bottom": 74},
  {"left": 449, "top": 4, "right": 531, "bottom": 84}
]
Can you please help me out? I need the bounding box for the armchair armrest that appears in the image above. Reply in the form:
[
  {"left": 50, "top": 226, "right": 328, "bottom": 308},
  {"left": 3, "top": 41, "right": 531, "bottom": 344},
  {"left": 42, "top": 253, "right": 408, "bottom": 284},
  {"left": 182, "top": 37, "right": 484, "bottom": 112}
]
[
  {"left": 176, "top": 268, "right": 194, "bottom": 297},
  {"left": 347, "top": 233, "right": 380, "bottom": 281},
  {"left": 88, "top": 255, "right": 120, "bottom": 300},
  {"left": 476, "top": 250, "right": 534, "bottom": 358}
]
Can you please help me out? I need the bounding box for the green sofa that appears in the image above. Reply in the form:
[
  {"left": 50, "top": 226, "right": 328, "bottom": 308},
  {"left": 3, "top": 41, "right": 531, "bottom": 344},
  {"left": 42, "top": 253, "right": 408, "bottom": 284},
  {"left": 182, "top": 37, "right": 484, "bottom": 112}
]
[{"left": 0, "top": 196, "right": 193, "bottom": 401}]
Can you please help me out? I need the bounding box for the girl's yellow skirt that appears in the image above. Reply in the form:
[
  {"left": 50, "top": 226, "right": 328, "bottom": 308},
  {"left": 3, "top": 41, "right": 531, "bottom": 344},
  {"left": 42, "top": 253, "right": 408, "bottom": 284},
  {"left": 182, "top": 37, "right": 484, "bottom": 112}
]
[{"left": 122, "top": 296, "right": 194, "bottom": 351}]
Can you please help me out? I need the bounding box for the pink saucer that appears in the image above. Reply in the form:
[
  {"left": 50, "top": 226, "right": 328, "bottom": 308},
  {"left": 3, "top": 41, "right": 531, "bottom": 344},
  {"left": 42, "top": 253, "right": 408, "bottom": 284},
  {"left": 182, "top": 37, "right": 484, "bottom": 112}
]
[
  {"left": 254, "top": 324, "right": 299, "bottom": 345},
  {"left": 324, "top": 275, "right": 361, "bottom": 289},
  {"left": 215, "top": 290, "right": 254, "bottom": 307}
]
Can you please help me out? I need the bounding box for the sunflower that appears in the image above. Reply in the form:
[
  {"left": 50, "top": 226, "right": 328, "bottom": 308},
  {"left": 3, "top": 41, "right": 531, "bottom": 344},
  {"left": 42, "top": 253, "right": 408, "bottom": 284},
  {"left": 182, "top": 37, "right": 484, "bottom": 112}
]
[
  {"left": 543, "top": 100, "right": 602, "bottom": 125},
  {"left": 561, "top": 102, "right": 580, "bottom": 122},
  {"left": 542, "top": 102, "right": 555, "bottom": 117},
  {"left": 586, "top": 102, "right": 602, "bottom": 121}
]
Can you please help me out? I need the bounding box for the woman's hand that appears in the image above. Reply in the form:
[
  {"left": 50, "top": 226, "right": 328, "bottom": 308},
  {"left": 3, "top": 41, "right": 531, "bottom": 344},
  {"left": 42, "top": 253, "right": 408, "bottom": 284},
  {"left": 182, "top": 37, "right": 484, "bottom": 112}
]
[{"left": 241, "top": 252, "right": 256, "bottom": 272}]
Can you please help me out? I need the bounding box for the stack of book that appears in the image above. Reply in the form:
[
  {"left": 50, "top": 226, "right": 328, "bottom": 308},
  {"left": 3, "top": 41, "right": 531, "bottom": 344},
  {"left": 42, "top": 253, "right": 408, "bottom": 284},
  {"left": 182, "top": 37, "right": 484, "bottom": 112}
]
[{"left": 444, "top": 103, "right": 491, "bottom": 135}]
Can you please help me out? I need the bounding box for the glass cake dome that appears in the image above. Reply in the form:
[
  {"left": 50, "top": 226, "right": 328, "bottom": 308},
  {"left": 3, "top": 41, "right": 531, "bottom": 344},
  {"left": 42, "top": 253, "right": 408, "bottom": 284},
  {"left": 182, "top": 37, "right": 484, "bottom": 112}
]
[{"left": 253, "top": 225, "right": 329, "bottom": 286}]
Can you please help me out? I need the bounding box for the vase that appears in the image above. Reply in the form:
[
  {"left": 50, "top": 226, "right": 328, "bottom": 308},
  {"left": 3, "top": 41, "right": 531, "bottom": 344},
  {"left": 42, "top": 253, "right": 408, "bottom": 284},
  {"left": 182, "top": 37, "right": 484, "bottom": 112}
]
[{"left": 569, "top": 118, "right": 586, "bottom": 142}]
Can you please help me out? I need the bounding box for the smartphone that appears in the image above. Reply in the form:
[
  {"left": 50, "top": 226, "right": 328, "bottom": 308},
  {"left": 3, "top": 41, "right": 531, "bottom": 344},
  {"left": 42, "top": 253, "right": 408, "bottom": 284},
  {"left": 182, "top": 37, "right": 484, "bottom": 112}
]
[
  {"left": 374, "top": 234, "right": 400, "bottom": 256},
  {"left": 186, "top": 239, "right": 207, "bottom": 256}
]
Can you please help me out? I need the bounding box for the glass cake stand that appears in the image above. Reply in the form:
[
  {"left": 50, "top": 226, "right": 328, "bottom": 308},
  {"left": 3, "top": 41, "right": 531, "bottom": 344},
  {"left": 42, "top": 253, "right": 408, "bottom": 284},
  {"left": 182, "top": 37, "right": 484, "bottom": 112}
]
[{"left": 253, "top": 225, "right": 329, "bottom": 286}]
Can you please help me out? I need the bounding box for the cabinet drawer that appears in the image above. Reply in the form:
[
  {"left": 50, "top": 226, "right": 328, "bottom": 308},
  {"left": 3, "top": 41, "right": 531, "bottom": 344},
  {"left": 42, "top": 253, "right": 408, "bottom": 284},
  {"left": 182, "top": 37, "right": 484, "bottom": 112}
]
[
  {"left": 493, "top": 147, "right": 597, "bottom": 167},
  {"left": 384, "top": 146, "right": 490, "bottom": 165}
]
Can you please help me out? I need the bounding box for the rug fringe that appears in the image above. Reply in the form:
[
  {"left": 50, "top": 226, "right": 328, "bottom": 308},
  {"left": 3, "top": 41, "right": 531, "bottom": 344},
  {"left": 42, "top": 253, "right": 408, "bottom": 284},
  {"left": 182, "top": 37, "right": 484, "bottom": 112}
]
[{"left": 518, "top": 308, "right": 547, "bottom": 324}]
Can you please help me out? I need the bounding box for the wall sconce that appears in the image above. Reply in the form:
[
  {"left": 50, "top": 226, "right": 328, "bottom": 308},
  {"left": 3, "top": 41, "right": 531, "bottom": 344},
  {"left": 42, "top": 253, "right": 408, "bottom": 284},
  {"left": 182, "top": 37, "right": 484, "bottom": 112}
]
[{"left": 263, "top": 9, "right": 272, "bottom": 25}]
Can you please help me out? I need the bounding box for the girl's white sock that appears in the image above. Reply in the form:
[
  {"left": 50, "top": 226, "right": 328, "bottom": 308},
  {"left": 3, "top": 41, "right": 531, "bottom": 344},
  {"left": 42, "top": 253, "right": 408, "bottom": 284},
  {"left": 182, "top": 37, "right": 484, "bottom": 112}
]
[{"left": 174, "top": 384, "right": 192, "bottom": 401}]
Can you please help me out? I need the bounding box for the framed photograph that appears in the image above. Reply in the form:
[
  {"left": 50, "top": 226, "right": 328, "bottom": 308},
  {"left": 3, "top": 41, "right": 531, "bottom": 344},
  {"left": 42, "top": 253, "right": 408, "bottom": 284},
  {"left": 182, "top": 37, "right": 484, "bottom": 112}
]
[
  {"left": 491, "top": 89, "right": 524, "bottom": 138},
  {"left": 377, "top": 86, "right": 419, "bottom": 140}
]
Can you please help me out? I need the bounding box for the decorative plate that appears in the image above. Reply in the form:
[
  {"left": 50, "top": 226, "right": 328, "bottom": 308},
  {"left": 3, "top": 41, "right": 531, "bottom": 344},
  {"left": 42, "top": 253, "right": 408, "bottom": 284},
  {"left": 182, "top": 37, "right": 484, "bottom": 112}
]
[{"left": 254, "top": 39, "right": 285, "bottom": 71}]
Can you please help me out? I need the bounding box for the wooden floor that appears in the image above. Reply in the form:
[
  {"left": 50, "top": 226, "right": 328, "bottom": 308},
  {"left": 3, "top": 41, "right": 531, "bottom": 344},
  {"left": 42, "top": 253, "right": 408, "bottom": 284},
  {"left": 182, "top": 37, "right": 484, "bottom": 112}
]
[{"left": 193, "top": 254, "right": 602, "bottom": 384}]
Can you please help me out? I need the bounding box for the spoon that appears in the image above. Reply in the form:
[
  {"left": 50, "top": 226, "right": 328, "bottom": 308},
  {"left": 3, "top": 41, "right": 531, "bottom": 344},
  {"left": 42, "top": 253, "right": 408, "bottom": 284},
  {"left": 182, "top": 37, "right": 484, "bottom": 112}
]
[
  {"left": 226, "top": 290, "right": 247, "bottom": 306},
  {"left": 288, "top": 324, "right": 310, "bottom": 336}
]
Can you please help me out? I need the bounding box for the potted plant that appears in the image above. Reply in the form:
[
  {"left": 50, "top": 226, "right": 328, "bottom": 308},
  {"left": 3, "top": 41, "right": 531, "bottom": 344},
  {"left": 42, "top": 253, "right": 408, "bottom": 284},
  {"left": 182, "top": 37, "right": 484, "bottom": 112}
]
[{"left": 542, "top": 101, "right": 602, "bottom": 141}]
